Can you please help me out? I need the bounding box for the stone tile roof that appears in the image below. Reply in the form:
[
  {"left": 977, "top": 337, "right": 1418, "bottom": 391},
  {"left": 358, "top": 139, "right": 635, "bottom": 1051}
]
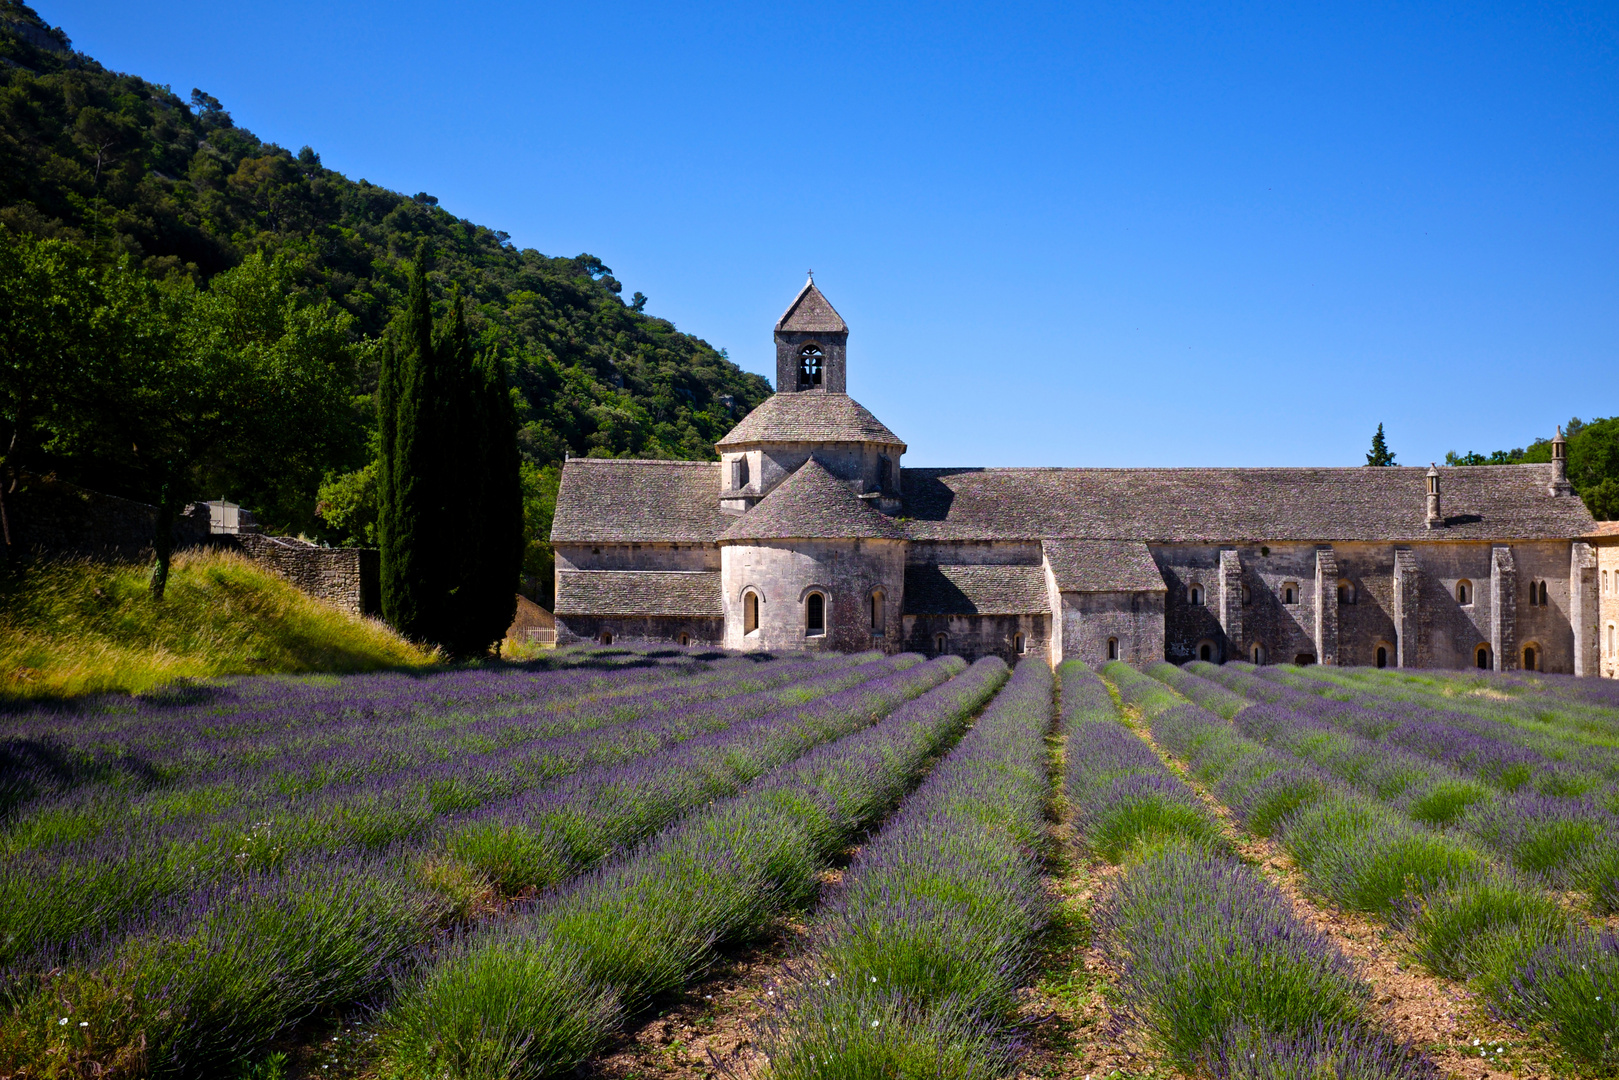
[
  {"left": 554, "top": 570, "right": 722, "bottom": 616},
  {"left": 550, "top": 459, "right": 725, "bottom": 544},
  {"left": 899, "top": 465, "right": 1595, "bottom": 543},
  {"left": 775, "top": 278, "right": 848, "bottom": 334},
  {"left": 1044, "top": 539, "right": 1167, "bottom": 593},
  {"left": 717, "top": 392, "right": 906, "bottom": 449},
  {"left": 903, "top": 563, "right": 1050, "bottom": 615},
  {"left": 721, "top": 458, "right": 907, "bottom": 542},
  {"left": 1583, "top": 521, "right": 1619, "bottom": 540}
]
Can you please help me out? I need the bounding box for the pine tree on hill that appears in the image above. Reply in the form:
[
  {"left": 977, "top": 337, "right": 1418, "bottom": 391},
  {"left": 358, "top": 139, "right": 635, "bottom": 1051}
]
[{"left": 1365, "top": 423, "right": 1397, "bottom": 467}]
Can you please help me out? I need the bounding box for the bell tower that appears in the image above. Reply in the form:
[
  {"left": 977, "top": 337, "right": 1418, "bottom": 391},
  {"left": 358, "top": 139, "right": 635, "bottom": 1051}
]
[{"left": 775, "top": 274, "right": 848, "bottom": 393}]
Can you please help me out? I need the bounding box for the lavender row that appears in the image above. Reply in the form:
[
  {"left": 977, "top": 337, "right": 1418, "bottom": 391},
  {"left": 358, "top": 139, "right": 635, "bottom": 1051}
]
[
  {"left": 1061, "top": 661, "right": 1224, "bottom": 860},
  {"left": 1074, "top": 663, "right": 1429, "bottom": 1077},
  {"left": 1307, "top": 664, "right": 1619, "bottom": 741},
  {"left": 1194, "top": 661, "right": 1616, "bottom": 801},
  {"left": 1, "top": 652, "right": 888, "bottom": 866},
  {"left": 1158, "top": 664, "right": 1619, "bottom": 906},
  {"left": 1114, "top": 662, "right": 1619, "bottom": 1069},
  {"left": 1244, "top": 662, "right": 1619, "bottom": 788},
  {"left": 2, "top": 650, "right": 865, "bottom": 840},
  {"left": 759, "top": 659, "right": 1054, "bottom": 1079},
  {"left": 0, "top": 656, "right": 930, "bottom": 972},
  {"left": 375, "top": 657, "right": 1010, "bottom": 1080},
  {"left": 1186, "top": 661, "right": 1619, "bottom": 905},
  {"left": 0, "top": 657, "right": 991, "bottom": 1077}
]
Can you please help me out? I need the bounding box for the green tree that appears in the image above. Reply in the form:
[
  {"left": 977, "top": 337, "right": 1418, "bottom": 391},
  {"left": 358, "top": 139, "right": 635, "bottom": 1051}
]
[
  {"left": 117, "top": 252, "right": 359, "bottom": 598},
  {"left": 377, "top": 253, "right": 443, "bottom": 642},
  {"left": 1365, "top": 423, "right": 1397, "bottom": 466},
  {"left": 378, "top": 256, "right": 522, "bottom": 655}
]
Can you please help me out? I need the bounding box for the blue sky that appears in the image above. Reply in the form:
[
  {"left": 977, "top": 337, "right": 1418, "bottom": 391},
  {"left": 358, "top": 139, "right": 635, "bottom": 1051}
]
[{"left": 44, "top": 1, "right": 1618, "bottom": 468}]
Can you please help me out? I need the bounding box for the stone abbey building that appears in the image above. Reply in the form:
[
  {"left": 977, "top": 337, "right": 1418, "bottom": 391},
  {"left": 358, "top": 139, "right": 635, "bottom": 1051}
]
[{"left": 551, "top": 278, "right": 1610, "bottom": 675}]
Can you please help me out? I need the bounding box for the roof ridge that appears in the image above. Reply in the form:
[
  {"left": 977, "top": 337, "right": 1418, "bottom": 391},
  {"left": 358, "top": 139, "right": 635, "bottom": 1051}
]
[{"left": 564, "top": 457, "right": 718, "bottom": 467}]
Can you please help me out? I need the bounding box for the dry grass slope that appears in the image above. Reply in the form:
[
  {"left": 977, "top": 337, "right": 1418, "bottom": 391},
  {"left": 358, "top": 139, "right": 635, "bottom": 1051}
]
[{"left": 0, "top": 550, "right": 436, "bottom": 697}]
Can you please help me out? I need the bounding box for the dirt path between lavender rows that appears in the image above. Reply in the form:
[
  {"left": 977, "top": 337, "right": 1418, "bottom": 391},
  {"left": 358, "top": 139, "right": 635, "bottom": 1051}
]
[{"left": 1117, "top": 701, "right": 1561, "bottom": 1080}]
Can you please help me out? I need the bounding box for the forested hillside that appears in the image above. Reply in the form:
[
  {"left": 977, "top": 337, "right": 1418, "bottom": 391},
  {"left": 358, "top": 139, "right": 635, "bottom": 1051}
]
[{"left": 0, "top": 1, "right": 771, "bottom": 595}]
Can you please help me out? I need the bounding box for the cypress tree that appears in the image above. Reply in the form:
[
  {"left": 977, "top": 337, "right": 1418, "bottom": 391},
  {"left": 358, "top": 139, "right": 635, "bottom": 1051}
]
[
  {"left": 471, "top": 348, "right": 523, "bottom": 652},
  {"left": 380, "top": 257, "right": 522, "bottom": 656},
  {"left": 378, "top": 251, "right": 446, "bottom": 643}
]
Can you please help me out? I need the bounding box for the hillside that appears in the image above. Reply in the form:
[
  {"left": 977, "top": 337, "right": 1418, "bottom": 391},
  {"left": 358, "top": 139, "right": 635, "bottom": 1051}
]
[
  {"left": 0, "top": 550, "right": 435, "bottom": 697},
  {"left": 0, "top": 2, "right": 772, "bottom": 585}
]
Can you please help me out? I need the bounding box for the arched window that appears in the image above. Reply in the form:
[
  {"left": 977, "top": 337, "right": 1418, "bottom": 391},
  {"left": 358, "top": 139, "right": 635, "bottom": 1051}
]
[
  {"left": 1282, "top": 581, "right": 1299, "bottom": 605},
  {"left": 1189, "top": 584, "right": 1204, "bottom": 606},
  {"left": 1457, "top": 579, "right": 1472, "bottom": 605},
  {"left": 678, "top": 632, "right": 690, "bottom": 647},
  {"left": 1539, "top": 581, "right": 1549, "bottom": 606},
  {"left": 1527, "top": 581, "right": 1537, "bottom": 606},
  {"left": 1523, "top": 644, "right": 1539, "bottom": 671},
  {"left": 1603, "top": 570, "right": 1610, "bottom": 595},
  {"left": 1014, "top": 632, "right": 1026, "bottom": 655},
  {"left": 1375, "top": 645, "right": 1389, "bottom": 669},
  {"left": 599, "top": 631, "right": 613, "bottom": 645},
  {"left": 935, "top": 632, "right": 950, "bottom": 655},
  {"left": 1476, "top": 644, "right": 1490, "bottom": 669},
  {"left": 1609, "top": 622, "right": 1616, "bottom": 657},
  {"left": 1252, "top": 644, "right": 1265, "bottom": 664},
  {"left": 743, "top": 591, "right": 760, "bottom": 635},
  {"left": 797, "top": 344, "right": 824, "bottom": 389},
  {"left": 1293, "top": 653, "right": 1316, "bottom": 666},
  {"left": 806, "top": 592, "right": 826, "bottom": 636},
  {"left": 1107, "top": 637, "right": 1118, "bottom": 661},
  {"left": 1337, "top": 578, "right": 1355, "bottom": 604},
  {"left": 869, "top": 590, "right": 885, "bottom": 635},
  {"left": 1198, "top": 641, "right": 1214, "bottom": 662}
]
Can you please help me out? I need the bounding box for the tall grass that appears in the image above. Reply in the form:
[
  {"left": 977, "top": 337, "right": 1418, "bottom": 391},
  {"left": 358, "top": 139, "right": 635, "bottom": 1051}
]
[{"left": 0, "top": 552, "right": 435, "bottom": 698}]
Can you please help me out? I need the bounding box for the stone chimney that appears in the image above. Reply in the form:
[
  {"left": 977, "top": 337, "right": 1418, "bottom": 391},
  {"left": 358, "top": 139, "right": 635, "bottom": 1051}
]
[
  {"left": 1549, "top": 427, "right": 1574, "bottom": 496},
  {"left": 1425, "top": 464, "right": 1443, "bottom": 529}
]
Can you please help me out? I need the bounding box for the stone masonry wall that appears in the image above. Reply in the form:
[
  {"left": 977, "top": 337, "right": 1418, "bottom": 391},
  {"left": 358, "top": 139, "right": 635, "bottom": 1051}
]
[
  {"left": 554, "top": 615, "right": 723, "bottom": 648},
  {"left": 233, "top": 534, "right": 380, "bottom": 617},
  {"left": 902, "top": 612, "right": 1049, "bottom": 664}
]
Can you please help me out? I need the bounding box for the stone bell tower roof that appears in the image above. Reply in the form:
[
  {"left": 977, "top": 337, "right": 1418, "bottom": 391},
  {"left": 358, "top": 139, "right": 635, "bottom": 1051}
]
[
  {"left": 775, "top": 276, "right": 848, "bottom": 334},
  {"left": 716, "top": 391, "right": 906, "bottom": 449}
]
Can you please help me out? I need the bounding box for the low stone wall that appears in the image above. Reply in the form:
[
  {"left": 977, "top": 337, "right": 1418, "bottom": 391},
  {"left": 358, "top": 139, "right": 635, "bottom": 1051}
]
[{"left": 232, "top": 533, "right": 380, "bottom": 617}]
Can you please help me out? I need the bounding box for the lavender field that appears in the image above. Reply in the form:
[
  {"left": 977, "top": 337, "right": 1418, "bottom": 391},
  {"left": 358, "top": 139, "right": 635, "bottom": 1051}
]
[{"left": 2, "top": 649, "right": 1615, "bottom": 1079}]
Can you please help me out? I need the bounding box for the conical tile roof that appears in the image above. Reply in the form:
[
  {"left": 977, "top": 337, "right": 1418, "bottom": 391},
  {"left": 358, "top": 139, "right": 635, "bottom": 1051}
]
[{"left": 721, "top": 458, "right": 905, "bottom": 541}]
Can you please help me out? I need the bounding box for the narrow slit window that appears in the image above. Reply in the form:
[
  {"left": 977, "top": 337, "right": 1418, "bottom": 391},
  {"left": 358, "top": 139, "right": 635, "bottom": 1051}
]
[
  {"left": 1106, "top": 637, "right": 1118, "bottom": 661},
  {"left": 1015, "top": 632, "right": 1026, "bottom": 655},
  {"left": 935, "top": 632, "right": 949, "bottom": 655},
  {"left": 1457, "top": 580, "right": 1472, "bottom": 605},
  {"left": 1189, "top": 584, "right": 1203, "bottom": 606},
  {"left": 869, "top": 590, "right": 885, "bottom": 634},
  {"left": 743, "top": 591, "right": 760, "bottom": 635},
  {"left": 1376, "top": 645, "right": 1388, "bottom": 668}
]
